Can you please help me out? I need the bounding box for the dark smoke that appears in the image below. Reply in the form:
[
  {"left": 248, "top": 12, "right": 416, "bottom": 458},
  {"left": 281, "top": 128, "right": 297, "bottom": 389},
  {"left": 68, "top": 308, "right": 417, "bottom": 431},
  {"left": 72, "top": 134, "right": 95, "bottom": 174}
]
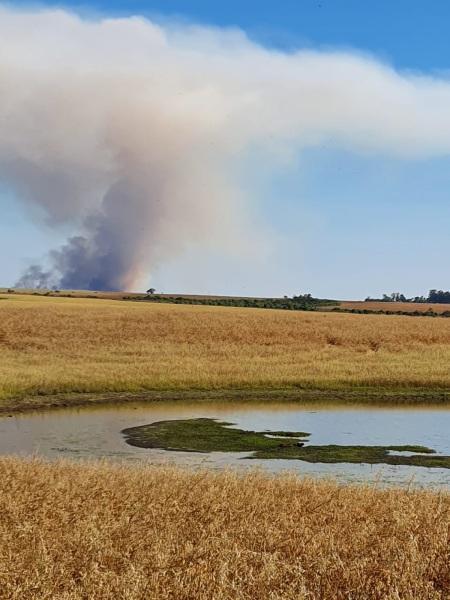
[{"left": 15, "top": 265, "right": 55, "bottom": 290}]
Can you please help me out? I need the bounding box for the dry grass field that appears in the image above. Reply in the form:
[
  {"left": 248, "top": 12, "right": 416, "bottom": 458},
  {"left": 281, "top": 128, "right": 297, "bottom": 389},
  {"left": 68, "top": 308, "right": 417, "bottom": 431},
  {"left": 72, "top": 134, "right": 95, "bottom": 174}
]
[
  {"left": 0, "top": 457, "right": 448, "bottom": 600},
  {"left": 2, "top": 293, "right": 450, "bottom": 408},
  {"left": 1, "top": 297, "right": 449, "bottom": 600}
]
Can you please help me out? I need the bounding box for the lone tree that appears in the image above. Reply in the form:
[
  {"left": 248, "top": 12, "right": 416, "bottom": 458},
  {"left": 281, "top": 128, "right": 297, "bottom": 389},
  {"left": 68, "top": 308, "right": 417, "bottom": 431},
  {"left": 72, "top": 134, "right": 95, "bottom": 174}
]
[{"left": 146, "top": 287, "right": 156, "bottom": 295}]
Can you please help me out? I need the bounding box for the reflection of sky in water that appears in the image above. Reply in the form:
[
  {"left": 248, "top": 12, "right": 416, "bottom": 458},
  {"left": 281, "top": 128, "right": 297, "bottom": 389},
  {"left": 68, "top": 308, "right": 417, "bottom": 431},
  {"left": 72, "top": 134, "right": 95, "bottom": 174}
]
[
  {"left": 229, "top": 409, "right": 450, "bottom": 453},
  {"left": 0, "top": 401, "right": 449, "bottom": 489}
]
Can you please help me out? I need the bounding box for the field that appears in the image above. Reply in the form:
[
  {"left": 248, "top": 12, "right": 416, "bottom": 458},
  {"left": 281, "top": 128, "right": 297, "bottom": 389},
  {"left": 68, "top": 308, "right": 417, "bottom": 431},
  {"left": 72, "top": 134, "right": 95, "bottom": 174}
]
[
  {"left": 0, "top": 457, "right": 448, "bottom": 600},
  {"left": 0, "top": 289, "right": 270, "bottom": 301},
  {"left": 6, "top": 289, "right": 450, "bottom": 312},
  {"left": 1, "top": 295, "right": 450, "bottom": 599},
  {"left": 2, "top": 293, "right": 450, "bottom": 410}
]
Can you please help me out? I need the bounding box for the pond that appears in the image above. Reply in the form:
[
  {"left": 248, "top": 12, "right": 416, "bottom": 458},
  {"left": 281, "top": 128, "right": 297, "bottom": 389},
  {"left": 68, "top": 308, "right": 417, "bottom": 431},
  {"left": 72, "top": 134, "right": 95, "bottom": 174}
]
[{"left": 0, "top": 400, "right": 449, "bottom": 488}]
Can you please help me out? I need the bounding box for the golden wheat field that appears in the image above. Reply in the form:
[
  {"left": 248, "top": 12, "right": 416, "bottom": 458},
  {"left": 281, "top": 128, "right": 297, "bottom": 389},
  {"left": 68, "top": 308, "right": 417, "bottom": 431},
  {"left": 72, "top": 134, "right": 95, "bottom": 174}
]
[
  {"left": 0, "top": 457, "right": 448, "bottom": 600},
  {"left": 2, "top": 293, "right": 450, "bottom": 407}
]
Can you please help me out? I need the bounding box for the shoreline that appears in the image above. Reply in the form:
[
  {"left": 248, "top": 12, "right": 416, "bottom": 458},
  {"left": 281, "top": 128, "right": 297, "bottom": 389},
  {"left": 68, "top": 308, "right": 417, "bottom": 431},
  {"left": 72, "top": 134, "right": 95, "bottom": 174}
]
[{"left": 2, "top": 385, "right": 450, "bottom": 415}]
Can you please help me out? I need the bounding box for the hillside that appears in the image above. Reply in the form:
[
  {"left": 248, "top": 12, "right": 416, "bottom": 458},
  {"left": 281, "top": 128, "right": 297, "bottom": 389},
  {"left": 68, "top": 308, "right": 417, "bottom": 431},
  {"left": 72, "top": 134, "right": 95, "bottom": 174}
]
[
  {"left": 4, "top": 289, "right": 450, "bottom": 315},
  {"left": 1, "top": 292, "right": 450, "bottom": 410}
]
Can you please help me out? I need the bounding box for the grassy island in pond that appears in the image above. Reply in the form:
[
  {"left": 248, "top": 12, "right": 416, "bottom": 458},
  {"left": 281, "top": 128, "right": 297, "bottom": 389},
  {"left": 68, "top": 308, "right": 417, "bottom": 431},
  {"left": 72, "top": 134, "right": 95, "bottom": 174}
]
[
  {"left": 122, "top": 418, "right": 450, "bottom": 468},
  {"left": 122, "top": 418, "right": 310, "bottom": 452}
]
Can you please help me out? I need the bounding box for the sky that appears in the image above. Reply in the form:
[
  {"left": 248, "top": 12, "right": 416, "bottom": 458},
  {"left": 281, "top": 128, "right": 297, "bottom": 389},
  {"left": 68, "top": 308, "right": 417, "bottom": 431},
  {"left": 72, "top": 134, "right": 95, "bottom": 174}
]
[{"left": 2, "top": 1, "right": 450, "bottom": 298}]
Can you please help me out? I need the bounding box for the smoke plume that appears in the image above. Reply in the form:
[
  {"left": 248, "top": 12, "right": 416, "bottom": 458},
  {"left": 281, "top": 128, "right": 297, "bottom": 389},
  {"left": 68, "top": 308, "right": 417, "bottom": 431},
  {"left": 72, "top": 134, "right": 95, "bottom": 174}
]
[{"left": 3, "top": 6, "right": 450, "bottom": 290}]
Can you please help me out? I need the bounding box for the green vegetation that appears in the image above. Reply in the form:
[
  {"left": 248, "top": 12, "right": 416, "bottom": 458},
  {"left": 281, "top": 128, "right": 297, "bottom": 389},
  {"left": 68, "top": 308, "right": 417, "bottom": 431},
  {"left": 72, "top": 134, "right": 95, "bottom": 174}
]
[
  {"left": 122, "top": 418, "right": 310, "bottom": 452},
  {"left": 124, "top": 293, "right": 338, "bottom": 311},
  {"left": 332, "top": 307, "right": 450, "bottom": 318},
  {"left": 367, "top": 289, "right": 450, "bottom": 304},
  {"left": 122, "top": 418, "right": 450, "bottom": 468},
  {"left": 253, "top": 444, "right": 450, "bottom": 468}
]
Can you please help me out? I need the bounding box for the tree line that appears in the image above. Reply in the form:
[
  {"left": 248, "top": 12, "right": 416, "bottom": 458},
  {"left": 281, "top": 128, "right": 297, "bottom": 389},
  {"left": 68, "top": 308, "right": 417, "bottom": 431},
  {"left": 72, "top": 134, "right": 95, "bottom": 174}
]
[
  {"left": 129, "top": 293, "right": 338, "bottom": 311},
  {"left": 365, "top": 290, "right": 450, "bottom": 304}
]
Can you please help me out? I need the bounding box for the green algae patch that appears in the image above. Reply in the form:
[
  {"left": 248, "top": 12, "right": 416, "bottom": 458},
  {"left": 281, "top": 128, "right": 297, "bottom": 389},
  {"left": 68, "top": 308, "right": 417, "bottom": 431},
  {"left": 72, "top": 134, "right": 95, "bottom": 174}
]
[
  {"left": 122, "top": 418, "right": 450, "bottom": 468},
  {"left": 251, "top": 444, "right": 450, "bottom": 468},
  {"left": 122, "top": 418, "right": 310, "bottom": 453}
]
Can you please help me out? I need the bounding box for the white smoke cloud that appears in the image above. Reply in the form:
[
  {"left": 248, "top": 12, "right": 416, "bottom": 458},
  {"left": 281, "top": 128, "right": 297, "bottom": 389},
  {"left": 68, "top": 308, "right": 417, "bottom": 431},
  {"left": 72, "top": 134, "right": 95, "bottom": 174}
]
[{"left": 2, "top": 5, "right": 450, "bottom": 290}]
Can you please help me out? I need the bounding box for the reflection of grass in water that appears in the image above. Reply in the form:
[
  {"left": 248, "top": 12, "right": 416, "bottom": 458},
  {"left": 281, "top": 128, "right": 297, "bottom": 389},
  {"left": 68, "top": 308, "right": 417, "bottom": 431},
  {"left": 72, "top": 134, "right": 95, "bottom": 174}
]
[{"left": 122, "top": 418, "right": 450, "bottom": 468}]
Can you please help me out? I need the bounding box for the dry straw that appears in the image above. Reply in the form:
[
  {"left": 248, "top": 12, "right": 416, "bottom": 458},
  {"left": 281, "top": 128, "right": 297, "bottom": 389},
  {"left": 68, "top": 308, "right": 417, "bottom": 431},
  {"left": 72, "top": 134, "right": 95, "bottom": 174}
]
[
  {"left": 0, "top": 457, "right": 448, "bottom": 599},
  {"left": 2, "top": 294, "right": 450, "bottom": 402}
]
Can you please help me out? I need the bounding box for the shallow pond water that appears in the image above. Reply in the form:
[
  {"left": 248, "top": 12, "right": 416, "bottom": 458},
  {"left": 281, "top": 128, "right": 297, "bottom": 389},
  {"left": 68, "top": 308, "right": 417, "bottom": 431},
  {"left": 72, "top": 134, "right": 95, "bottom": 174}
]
[{"left": 0, "top": 401, "right": 449, "bottom": 488}]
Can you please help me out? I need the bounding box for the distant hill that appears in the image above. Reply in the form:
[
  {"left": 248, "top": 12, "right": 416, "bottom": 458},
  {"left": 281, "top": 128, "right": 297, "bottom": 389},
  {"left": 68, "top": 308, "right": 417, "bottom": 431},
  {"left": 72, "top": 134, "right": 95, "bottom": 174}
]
[{"left": 4, "top": 288, "right": 450, "bottom": 317}]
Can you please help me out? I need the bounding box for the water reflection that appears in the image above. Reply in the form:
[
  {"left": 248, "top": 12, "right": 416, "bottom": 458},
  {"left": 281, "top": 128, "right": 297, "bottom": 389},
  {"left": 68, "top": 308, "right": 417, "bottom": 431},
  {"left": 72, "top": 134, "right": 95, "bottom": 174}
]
[{"left": 0, "top": 400, "right": 449, "bottom": 488}]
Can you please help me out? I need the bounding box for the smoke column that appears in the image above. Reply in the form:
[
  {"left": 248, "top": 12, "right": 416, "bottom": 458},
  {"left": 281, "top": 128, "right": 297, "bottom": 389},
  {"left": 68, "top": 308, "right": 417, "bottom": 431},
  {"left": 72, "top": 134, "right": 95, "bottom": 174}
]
[{"left": 2, "top": 6, "right": 450, "bottom": 289}]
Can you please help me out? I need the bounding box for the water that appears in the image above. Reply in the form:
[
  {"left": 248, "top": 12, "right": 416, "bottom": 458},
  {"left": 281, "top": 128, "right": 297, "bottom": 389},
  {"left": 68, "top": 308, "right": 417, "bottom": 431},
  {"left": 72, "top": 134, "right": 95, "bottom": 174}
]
[{"left": 0, "top": 401, "right": 449, "bottom": 488}]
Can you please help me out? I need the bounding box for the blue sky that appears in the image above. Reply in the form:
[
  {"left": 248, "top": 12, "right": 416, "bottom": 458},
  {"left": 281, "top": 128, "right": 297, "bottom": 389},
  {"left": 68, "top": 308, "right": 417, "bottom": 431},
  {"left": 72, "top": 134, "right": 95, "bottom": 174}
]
[
  {"left": 11, "top": 0, "right": 450, "bottom": 71},
  {"left": 2, "top": 1, "right": 450, "bottom": 298}
]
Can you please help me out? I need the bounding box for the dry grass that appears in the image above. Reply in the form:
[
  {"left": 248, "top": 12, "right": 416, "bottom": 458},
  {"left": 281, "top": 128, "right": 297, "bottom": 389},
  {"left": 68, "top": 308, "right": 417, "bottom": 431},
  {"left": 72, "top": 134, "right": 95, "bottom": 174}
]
[
  {"left": 2, "top": 293, "right": 450, "bottom": 405},
  {"left": 0, "top": 457, "right": 448, "bottom": 599}
]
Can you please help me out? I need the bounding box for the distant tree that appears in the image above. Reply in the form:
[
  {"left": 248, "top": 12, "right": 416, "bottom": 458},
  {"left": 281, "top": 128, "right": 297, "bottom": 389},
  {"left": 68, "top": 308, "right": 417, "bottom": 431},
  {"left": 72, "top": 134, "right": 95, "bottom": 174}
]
[
  {"left": 293, "top": 293, "right": 312, "bottom": 301},
  {"left": 147, "top": 288, "right": 156, "bottom": 295},
  {"left": 389, "top": 292, "right": 406, "bottom": 302},
  {"left": 428, "top": 289, "right": 450, "bottom": 303}
]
